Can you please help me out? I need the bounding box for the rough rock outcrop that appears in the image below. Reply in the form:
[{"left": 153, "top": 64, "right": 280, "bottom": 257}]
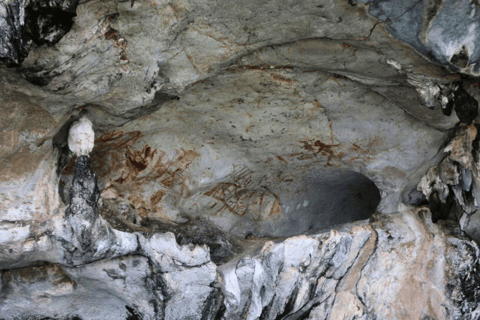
[
  {"left": 1, "top": 204, "right": 479, "bottom": 319},
  {"left": 1, "top": 0, "right": 480, "bottom": 319},
  {"left": 359, "top": 0, "right": 480, "bottom": 76},
  {"left": 0, "top": 0, "right": 79, "bottom": 65}
]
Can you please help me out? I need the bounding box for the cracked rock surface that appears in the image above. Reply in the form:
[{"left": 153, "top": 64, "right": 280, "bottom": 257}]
[{"left": 1, "top": 0, "right": 480, "bottom": 319}]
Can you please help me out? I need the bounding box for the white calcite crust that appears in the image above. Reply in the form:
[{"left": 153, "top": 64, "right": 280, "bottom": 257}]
[{"left": 68, "top": 116, "right": 95, "bottom": 156}]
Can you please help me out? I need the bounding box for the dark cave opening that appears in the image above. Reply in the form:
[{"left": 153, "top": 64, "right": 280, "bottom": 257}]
[
  {"left": 305, "top": 170, "right": 381, "bottom": 227},
  {"left": 273, "top": 170, "right": 382, "bottom": 237}
]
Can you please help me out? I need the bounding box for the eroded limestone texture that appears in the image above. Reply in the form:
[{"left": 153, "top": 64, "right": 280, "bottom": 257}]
[
  {"left": 0, "top": 0, "right": 79, "bottom": 65},
  {"left": 358, "top": 0, "right": 480, "bottom": 76},
  {"left": 1, "top": 0, "right": 480, "bottom": 319}
]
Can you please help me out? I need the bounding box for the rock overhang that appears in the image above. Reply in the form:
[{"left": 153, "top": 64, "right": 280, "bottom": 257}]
[{"left": 1, "top": 0, "right": 480, "bottom": 319}]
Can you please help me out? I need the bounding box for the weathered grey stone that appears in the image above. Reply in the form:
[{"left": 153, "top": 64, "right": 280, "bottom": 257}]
[
  {"left": 1, "top": 0, "right": 480, "bottom": 319},
  {"left": 359, "top": 0, "right": 480, "bottom": 76},
  {"left": 216, "top": 208, "right": 480, "bottom": 320},
  {"left": 0, "top": 0, "right": 79, "bottom": 65}
]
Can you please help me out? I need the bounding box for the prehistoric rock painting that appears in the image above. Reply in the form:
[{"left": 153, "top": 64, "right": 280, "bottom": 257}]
[
  {"left": 88, "top": 131, "right": 200, "bottom": 218},
  {"left": 204, "top": 165, "right": 281, "bottom": 221}
]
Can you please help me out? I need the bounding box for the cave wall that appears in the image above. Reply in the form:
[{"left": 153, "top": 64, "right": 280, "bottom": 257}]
[{"left": 1, "top": 0, "right": 480, "bottom": 319}]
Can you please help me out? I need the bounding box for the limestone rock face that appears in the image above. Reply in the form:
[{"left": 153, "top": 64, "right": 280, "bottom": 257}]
[
  {"left": 0, "top": 0, "right": 79, "bottom": 65},
  {"left": 359, "top": 0, "right": 480, "bottom": 76},
  {"left": 1, "top": 0, "right": 480, "bottom": 319}
]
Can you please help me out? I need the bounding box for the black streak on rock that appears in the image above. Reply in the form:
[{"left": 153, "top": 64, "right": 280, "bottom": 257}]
[
  {"left": 65, "top": 155, "right": 100, "bottom": 252},
  {"left": 454, "top": 86, "right": 479, "bottom": 124},
  {"left": 125, "top": 305, "right": 143, "bottom": 320},
  {"left": 174, "top": 218, "right": 242, "bottom": 265},
  {"left": 201, "top": 288, "right": 225, "bottom": 320},
  {"left": 428, "top": 190, "right": 454, "bottom": 223},
  {"left": 0, "top": 0, "right": 79, "bottom": 65},
  {"left": 450, "top": 46, "right": 470, "bottom": 69},
  {"left": 473, "top": 123, "right": 480, "bottom": 164}
]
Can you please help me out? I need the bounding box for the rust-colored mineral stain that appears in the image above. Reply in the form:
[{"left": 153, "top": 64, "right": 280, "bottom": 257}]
[
  {"left": 351, "top": 143, "right": 361, "bottom": 150},
  {"left": 105, "top": 28, "right": 119, "bottom": 41},
  {"left": 313, "top": 100, "right": 324, "bottom": 109},
  {"left": 367, "top": 136, "right": 382, "bottom": 148},
  {"left": 150, "top": 190, "right": 165, "bottom": 206},
  {"left": 270, "top": 73, "right": 294, "bottom": 84},
  {"left": 270, "top": 195, "right": 282, "bottom": 217},
  {"left": 276, "top": 155, "right": 288, "bottom": 164},
  {"left": 91, "top": 130, "right": 142, "bottom": 178}
]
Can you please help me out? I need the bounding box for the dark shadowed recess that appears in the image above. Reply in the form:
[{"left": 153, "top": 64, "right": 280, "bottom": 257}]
[
  {"left": 0, "top": 0, "right": 79, "bottom": 66},
  {"left": 296, "top": 170, "right": 381, "bottom": 235}
]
